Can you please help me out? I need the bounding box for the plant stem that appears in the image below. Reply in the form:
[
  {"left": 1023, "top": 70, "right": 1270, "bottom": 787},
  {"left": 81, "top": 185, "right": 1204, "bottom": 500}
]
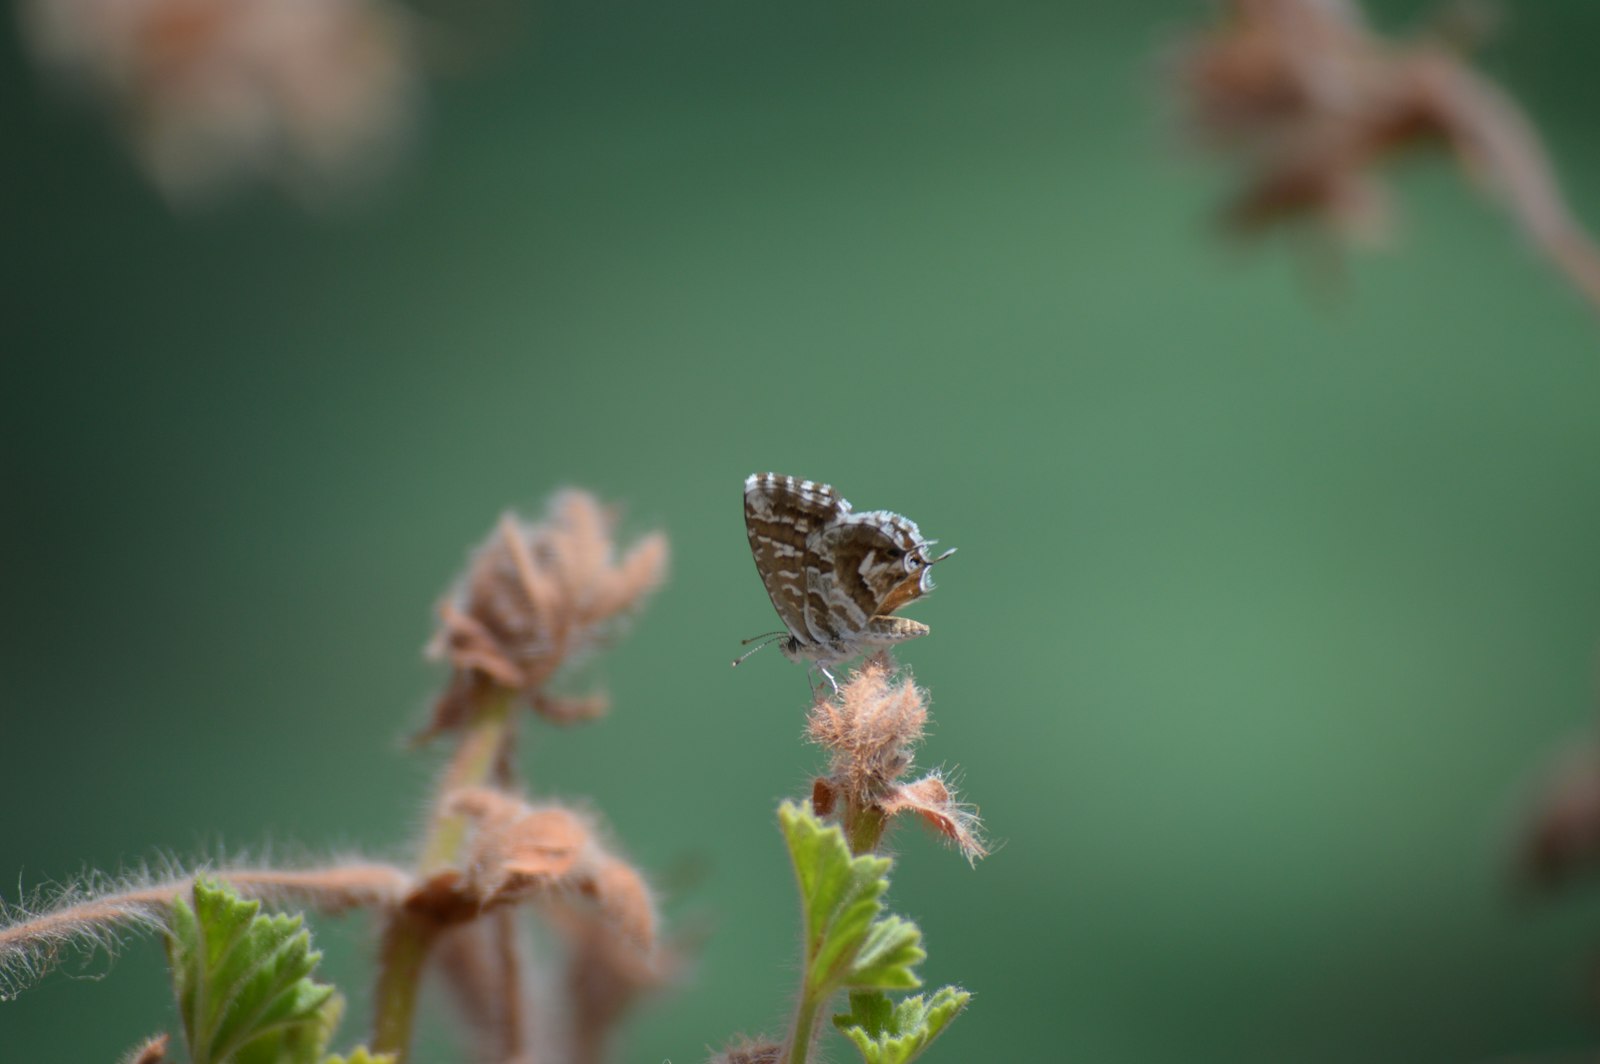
[
  {"left": 420, "top": 693, "right": 516, "bottom": 874},
  {"left": 783, "top": 984, "right": 824, "bottom": 1064},
  {"left": 845, "top": 801, "right": 887, "bottom": 856},
  {"left": 371, "top": 690, "right": 516, "bottom": 1061},
  {"left": 371, "top": 912, "right": 438, "bottom": 1058}
]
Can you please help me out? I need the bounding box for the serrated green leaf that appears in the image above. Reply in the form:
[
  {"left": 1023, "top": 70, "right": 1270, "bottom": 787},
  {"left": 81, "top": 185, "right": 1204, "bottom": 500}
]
[
  {"left": 778, "top": 801, "right": 925, "bottom": 996},
  {"left": 833, "top": 986, "right": 972, "bottom": 1064},
  {"left": 166, "top": 878, "right": 340, "bottom": 1064},
  {"left": 846, "top": 914, "right": 924, "bottom": 990},
  {"left": 324, "top": 1047, "right": 397, "bottom": 1064}
]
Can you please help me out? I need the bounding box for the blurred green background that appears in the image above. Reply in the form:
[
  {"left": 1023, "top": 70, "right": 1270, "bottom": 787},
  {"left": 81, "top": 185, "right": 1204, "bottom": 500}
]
[{"left": 6, "top": 0, "right": 1600, "bottom": 1060}]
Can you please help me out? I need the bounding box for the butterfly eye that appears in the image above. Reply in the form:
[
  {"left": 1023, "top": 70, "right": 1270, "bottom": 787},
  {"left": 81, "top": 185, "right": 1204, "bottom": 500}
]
[{"left": 907, "top": 555, "right": 922, "bottom": 569}]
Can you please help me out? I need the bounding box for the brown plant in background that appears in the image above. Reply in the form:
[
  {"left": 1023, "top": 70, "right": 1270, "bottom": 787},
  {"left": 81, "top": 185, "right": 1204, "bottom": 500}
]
[
  {"left": 807, "top": 652, "right": 987, "bottom": 862},
  {"left": 427, "top": 490, "right": 669, "bottom": 736},
  {"left": 1170, "top": 0, "right": 1600, "bottom": 308},
  {"left": 21, "top": 0, "right": 417, "bottom": 203},
  {"left": 0, "top": 486, "right": 675, "bottom": 1064}
]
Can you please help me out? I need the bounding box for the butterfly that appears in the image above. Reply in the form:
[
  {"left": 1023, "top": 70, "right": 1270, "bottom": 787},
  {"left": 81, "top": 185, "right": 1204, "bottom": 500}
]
[{"left": 736, "top": 473, "right": 955, "bottom": 685}]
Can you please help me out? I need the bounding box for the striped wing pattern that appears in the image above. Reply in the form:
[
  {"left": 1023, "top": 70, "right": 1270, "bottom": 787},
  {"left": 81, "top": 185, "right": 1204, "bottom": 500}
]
[
  {"left": 744, "top": 473, "right": 945, "bottom": 663},
  {"left": 744, "top": 474, "right": 847, "bottom": 646}
]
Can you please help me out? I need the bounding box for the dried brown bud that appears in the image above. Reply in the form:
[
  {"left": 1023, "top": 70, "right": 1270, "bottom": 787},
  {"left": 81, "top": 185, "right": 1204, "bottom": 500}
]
[
  {"left": 1170, "top": 0, "right": 1600, "bottom": 307},
  {"left": 427, "top": 490, "right": 668, "bottom": 733},
  {"left": 807, "top": 654, "right": 987, "bottom": 860},
  {"left": 810, "top": 777, "right": 837, "bottom": 817},
  {"left": 806, "top": 652, "right": 927, "bottom": 806}
]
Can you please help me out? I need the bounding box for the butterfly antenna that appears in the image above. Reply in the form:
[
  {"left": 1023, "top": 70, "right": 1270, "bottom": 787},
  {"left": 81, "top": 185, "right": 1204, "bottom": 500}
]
[
  {"left": 732, "top": 632, "right": 786, "bottom": 668},
  {"left": 931, "top": 546, "right": 958, "bottom": 564}
]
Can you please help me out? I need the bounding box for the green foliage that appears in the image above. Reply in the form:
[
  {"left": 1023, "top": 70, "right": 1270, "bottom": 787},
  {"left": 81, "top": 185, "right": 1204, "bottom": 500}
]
[
  {"left": 779, "top": 800, "right": 925, "bottom": 998},
  {"left": 780, "top": 802, "right": 970, "bottom": 1063},
  {"left": 833, "top": 988, "right": 971, "bottom": 1064},
  {"left": 165, "top": 878, "right": 386, "bottom": 1064}
]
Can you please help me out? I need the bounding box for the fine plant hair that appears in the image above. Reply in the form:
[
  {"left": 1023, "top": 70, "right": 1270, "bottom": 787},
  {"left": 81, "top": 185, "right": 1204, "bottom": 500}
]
[
  {"left": 0, "top": 859, "right": 413, "bottom": 1000},
  {"left": 0, "top": 487, "right": 672, "bottom": 1063}
]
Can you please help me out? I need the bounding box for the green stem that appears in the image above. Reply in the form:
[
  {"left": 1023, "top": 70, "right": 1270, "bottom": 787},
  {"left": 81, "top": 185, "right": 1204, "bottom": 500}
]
[
  {"left": 420, "top": 694, "right": 516, "bottom": 873},
  {"left": 371, "top": 912, "right": 438, "bottom": 1058},
  {"left": 784, "top": 983, "right": 825, "bottom": 1064},
  {"left": 845, "top": 801, "right": 887, "bottom": 856},
  {"left": 371, "top": 691, "right": 516, "bottom": 1061}
]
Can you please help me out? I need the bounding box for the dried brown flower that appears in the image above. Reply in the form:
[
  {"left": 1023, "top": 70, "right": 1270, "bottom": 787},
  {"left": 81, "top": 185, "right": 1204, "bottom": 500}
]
[
  {"left": 1171, "top": 0, "right": 1600, "bottom": 307},
  {"left": 552, "top": 884, "right": 686, "bottom": 1064},
  {"left": 22, "top": 0, "right": 417, "bottom": 203},
  {"left": 437, "top": 786, "right": 673, "bottom": 1062},
  {"left": 807, "top": 653, "right": 986, "bottom": 861},
  {"left": 445, "top": 786, "right": 659, "bottom": 950},
  {"left": 427, "top": 490, "right": 669, "bottom": 734},
  {"left": 432, "top": 915, "right": 533, "bottom": 1064}
]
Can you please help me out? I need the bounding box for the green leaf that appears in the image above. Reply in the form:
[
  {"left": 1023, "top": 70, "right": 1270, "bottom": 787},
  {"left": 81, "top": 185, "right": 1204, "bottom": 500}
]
[
  {"left": 833, "top": 987, "right": 972, "bottom": 1064},
  {"left": 166, "top": 878, "right": 338, "bottom": 1064},
  {"left": 778, "top": 801, "right": 924, "bottom": 995},
  {"left": 846, "top": 915, "right": 925, "bottom": 990}
]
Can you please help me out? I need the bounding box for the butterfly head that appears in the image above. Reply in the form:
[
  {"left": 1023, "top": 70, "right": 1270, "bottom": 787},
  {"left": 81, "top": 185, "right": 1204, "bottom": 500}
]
[{"left": 875, "top": 538, "right": 956, "bottom": 616}]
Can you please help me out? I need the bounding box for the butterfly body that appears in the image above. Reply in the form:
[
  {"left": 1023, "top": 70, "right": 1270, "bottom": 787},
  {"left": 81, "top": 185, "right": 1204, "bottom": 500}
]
[{"left": 741, "top": 473, "right": 953, "bottom": 676}]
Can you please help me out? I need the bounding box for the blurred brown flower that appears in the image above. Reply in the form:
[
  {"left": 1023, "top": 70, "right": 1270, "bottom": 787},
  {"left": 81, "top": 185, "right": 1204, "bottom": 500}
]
[
  {"left": 807, "top": 653, "right": 987, "bottom": 861},
  {"left": 446, "top": 786, "right": 659, "bottom": 950},
  {"left": 1171, "top": 0, "right": 1600, "bottom": 307},
  {"left": 427, "top": 490, "right": 669, "bottom": 735},
  {"left": 22, "top": 0, "right": 416, "bottom": 203},
  {"left": 441, "top": 785, "right": 675, "bottom": 1063}
]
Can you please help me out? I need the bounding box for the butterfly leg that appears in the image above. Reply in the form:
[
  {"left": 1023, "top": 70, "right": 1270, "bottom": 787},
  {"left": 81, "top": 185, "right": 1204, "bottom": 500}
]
[{"left": 805, "top": 662, "right": 841, "bottom": 696}]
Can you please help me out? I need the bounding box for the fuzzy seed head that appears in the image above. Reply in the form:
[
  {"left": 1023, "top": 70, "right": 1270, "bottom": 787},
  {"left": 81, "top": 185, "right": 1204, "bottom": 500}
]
[{"left": 806, "top": 652, "right": 928, "bottom": 806}]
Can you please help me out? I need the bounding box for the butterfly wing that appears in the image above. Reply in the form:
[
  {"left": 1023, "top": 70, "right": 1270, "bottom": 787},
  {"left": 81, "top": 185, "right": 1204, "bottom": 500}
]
[
  {"left": 744, "top": 473, "right": 851, "bottom": 647},
  {"left": 806, "top": 510, "right": 931, "bottom": 644}
]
